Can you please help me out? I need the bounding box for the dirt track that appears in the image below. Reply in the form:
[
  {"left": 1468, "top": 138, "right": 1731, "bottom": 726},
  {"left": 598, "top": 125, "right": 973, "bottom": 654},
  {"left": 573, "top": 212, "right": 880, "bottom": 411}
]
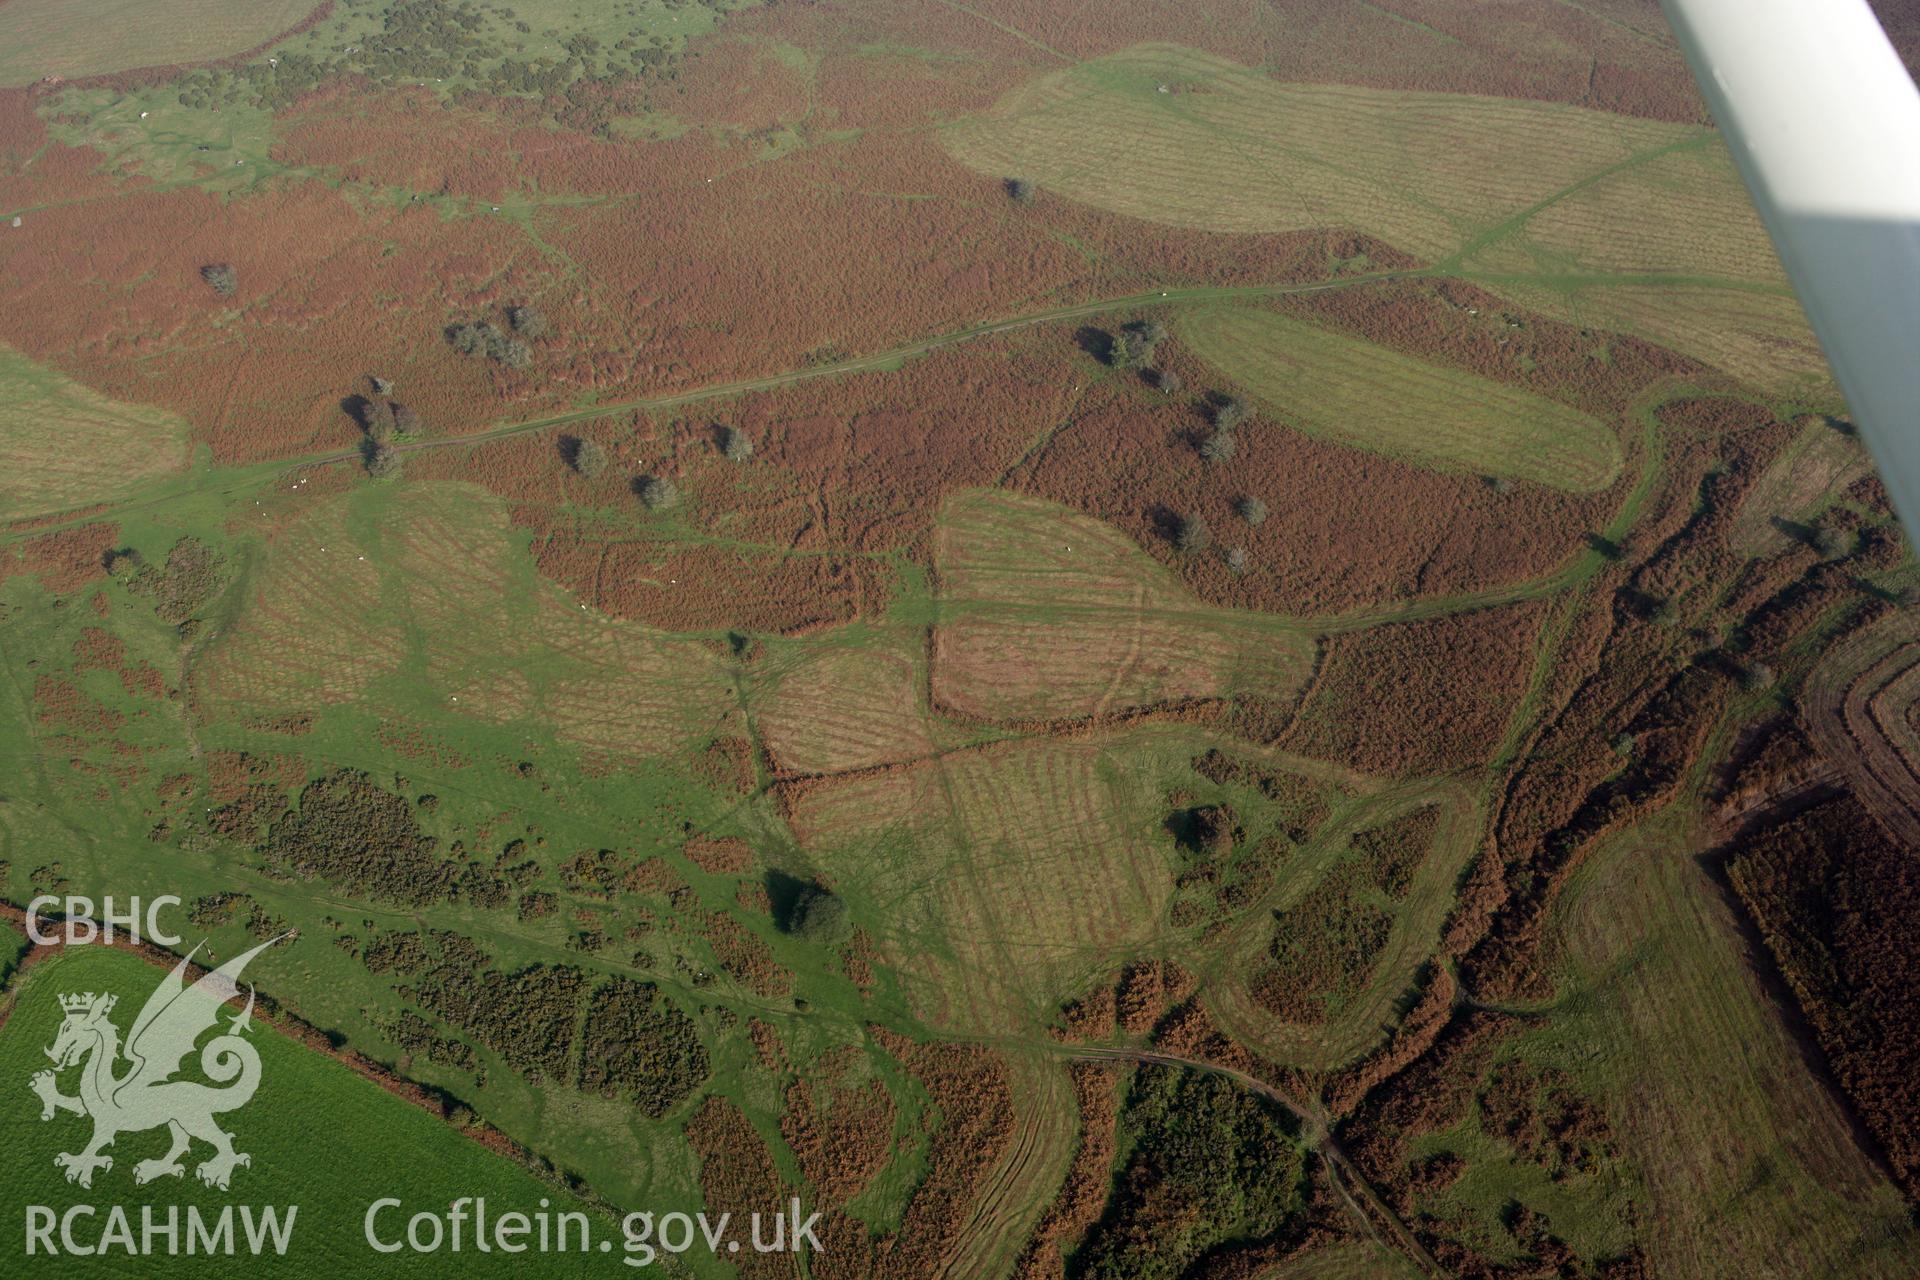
[{"left": 1068, "top": 1044, "right": 1450, "bottom": 1279}]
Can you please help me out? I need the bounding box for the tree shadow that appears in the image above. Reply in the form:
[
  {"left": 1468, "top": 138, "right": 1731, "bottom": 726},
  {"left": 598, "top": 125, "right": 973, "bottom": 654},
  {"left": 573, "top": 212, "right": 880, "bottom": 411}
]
[
  {"left": 1584, "top": 532, "right": 1623, "bottom": 560},
  {"left": 1616, "top": 587, "right": 1666, "bottom": 621},
  {"left": 1145, "top": 503, "right": 1183, "bottom": 545},
  {"left": 1074, "top": 326, "right": 1117, "bottom": 365},
  {"left": 764, "top": 870, "right": 812, "bottom": 932},
  {"left": 1769, "top": 515, "right": 1817, "bottom": 546}
]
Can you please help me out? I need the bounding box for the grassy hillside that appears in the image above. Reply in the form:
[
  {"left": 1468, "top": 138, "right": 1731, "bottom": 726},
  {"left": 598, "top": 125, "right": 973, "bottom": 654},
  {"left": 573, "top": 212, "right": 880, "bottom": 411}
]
[
  {"left": 0, "top": 344, "right": 191, "bottom": 522},
  {"left": 0, "top": 0, "right": 314, "bottom": 86}
]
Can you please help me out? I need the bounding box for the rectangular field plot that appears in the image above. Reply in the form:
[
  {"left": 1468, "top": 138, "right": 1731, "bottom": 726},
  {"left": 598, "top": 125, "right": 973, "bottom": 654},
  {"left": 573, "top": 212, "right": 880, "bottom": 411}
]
[
  {"left": 789, "top": 735, "right": 1179, "bottom": 1029},
  {"left": 931, "top": 489, "right": 1314, "bottom": 722},
  {"left": 755, "top": 630, "right": 939, "bottom": 777}
]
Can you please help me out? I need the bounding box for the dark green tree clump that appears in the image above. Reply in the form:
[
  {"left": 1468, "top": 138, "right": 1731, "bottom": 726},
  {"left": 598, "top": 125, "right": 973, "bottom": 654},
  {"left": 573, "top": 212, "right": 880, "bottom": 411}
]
[
  {"left": 784, "top": 884, "right": 851, "bottom": 945},
  {"left": 257, "top": 769, "right": 453, "bottom": 905},
  {"left": 361, "top": 929, "right": 430, "bottom": 975},
  {"left": 577, "top": 978, "right": 710, "bottom": 1117},
  {"left": 1075, "top": 1064, "right": 1305, "bottom": 1280},
  {"left": 1261, "top": 864, "right": 1393, "bottom": 1020},
  {"left": 365, "top": 443, "right": 401, "bottom": 478},
  {"left": 117, "top": 537, "right": 227, "bottom": 626},
  {"left": 447, "top": 320, "right": 531, "bottom": 369},
  {"left": 200, "top": 263, "right": 236, "bottom": 298},
  {"left": 410, "top": 949, "right": 588, "bottom": 1085}
]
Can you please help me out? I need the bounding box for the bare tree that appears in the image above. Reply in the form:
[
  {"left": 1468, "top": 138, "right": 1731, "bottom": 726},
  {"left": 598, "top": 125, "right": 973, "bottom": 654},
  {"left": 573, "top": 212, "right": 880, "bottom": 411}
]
[
  {"left": 570, "top": 437, "right": 608, "bottom": 477},
  {"left": 1120, "top": 320, "right": 1168, "bottom": 366},
  {"left": 508, "top": 305, "right": 549, "bottom": 338},
  {"left": 1236, "top": 495, "right": 1268, "bottom": 525},
  {"left": 1005, "top": 177, "right": 1035, "bottom": 203},
  {"left": 447, "top": 322, "right": 493, "bottom": 356},
  {"left": 1174, "top": 514, "right": 1210, "bottom": 554},
  {"left": 720, "top": 426, "right": 754, "bottom": 462},
  {"left": 1199, "top": 429, "right": 1237, "bottom": 463},
  {"left": 1212, "top": 394, "right": 1251, "bottom": 431},
  {"left": 636, "top": 475, "right": 678, "bottom": 510},
  {"left": 361, "top": 398, "right": 397, "bottom": 441}
]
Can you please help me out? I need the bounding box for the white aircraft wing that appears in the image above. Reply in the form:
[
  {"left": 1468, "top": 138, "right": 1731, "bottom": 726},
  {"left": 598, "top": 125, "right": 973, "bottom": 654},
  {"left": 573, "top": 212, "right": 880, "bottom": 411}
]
[{"left": 1661, "top": 0, "right": 1920, "bottom": 545}]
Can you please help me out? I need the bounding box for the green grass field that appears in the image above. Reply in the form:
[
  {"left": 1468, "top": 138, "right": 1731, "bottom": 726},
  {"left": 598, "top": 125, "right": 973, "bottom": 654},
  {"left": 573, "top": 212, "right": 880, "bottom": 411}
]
[
  {"left": 197, "top": 482, "right": 737, "bottom": 764},
  {"left": 1470, "top": 276, "right": 1829, "bottom": 401},
  {"left": 945, "top": 42, "right": 1828, "bottom": 400},
  {"left": 1535, "top": 816, "right": 1920, "bottom": 1276},
  {"left": 0, "top": 344, "right": 191, "bottom": 522},
  {"left": 943, "top": 43, "right": 1693, "bottom": 260},
  {"left": 789, "top": 729, "right": 1186, "bottom": 1029},
  {"left": 1271, "top": 1239, "right": 1422, "bottom": 1278},
  {"left": 0, "top": 0, "right": 314, "bottom": 87},
  {"left": 1180, "top": 307, "right": 1622, "bottom": 490},
  {"left": 1368, "top": 810, "right": 1920, "bottom": 1275},
  {"left": 754, "top": 625, "right": 939, "bottom": 776},
  {"left": 0, "top": 945, "right": 611, "bottom": 1276},
  {"left": 1456, "top": 140, "right": 1828, "bottom": 398},
  {"left": 0, "top": 486, "right": 760, "bottom": 1222}
]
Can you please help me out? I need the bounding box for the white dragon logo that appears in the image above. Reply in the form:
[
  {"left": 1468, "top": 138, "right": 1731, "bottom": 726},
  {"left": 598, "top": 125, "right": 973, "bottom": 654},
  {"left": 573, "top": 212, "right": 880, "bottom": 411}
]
[{"left": 27, "top": 935, "right": 285, "bottom": 1191}]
